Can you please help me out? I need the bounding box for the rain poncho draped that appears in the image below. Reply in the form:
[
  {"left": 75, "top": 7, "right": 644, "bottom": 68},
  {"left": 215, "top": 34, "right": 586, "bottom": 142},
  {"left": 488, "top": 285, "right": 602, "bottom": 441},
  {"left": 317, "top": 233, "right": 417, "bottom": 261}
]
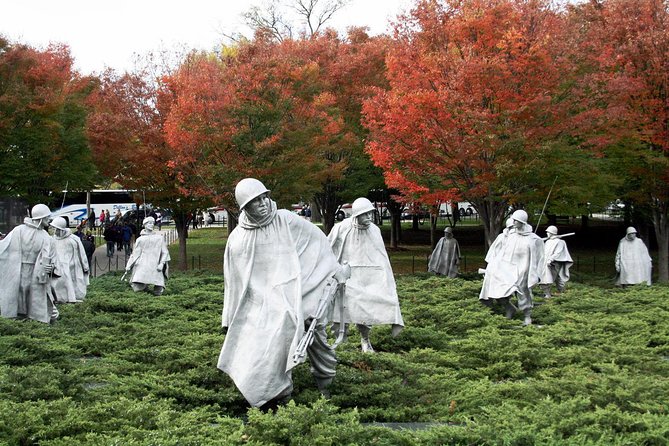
[
  {"left": 428, "top": 236, "right": 460, "bottom": 278},
  {"left": 217, "top": 202, "right": 339, "bottom": 407},
  {"left": 0, "top": 219, "right": 59, "bottom": 323},
  {"left": 51, "top": 231, "right": 89, "bottom": 303},
  {"left": 126, "top": 230, "right": 170, "bottom": 287},
  {"left": 479, "top": 223, "right": 545, "bottom": 304},
  {"left": 327, "top": 218, "right": 403, "bottom": 331},
  {"left": 615, "top": 237, "right": 652, "bottom": 285},
  {"left": 540, "top": 237, "right": 573, "bottom": 285}
]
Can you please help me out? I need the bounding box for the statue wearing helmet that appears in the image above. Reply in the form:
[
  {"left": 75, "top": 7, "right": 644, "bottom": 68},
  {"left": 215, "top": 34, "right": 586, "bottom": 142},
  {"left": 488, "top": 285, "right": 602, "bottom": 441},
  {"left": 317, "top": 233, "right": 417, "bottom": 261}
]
[
  {"left": 218, "top": 178, "right": 349, "bottom": 409},
  {"left": 428, "top": 226, "right": 461, "bottom": 278},
  {"left": 50, "top": 217, "right": 89, "bottom": 303},
  {"left": 540, "top": 225, "right": 573, "bottom": 298},
  {"left": 480, "top": 209, "right": 545, "bottom": 326},
  {"left": 615, "top": 226, "right": 652, "bottom": 286},
  {"left": 124, "top": 215, "right": 170, "bottom": 296},
  {"left": 328, "top": 197, "right": 404, "bottom": 353},
  {"left": 0, "top": 204, "right": 60, "bottom": 323}
]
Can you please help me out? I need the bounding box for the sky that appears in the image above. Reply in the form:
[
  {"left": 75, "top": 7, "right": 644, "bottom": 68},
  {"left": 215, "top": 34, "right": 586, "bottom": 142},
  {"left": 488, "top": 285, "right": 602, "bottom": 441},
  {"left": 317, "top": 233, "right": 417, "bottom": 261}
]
[{"left": 0, "top": 0, "right": 412, "bottom": 75}]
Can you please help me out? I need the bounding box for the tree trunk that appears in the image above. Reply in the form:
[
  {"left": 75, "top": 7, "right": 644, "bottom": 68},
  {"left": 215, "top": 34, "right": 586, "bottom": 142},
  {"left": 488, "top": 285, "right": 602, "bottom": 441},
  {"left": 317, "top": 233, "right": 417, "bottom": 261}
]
[
  {"left": 412, "top": 213, "right": 419, "bottom": 231},
  {"left": 310, "top": 201, "right": 322, "bottom": 223},
  {"left": 315, "top": 182, "right": 339, "bottom": 235},
  {"left": 430, "top": 210, "right": 438, "bottom": 250},
  {"left": 451, "top": 202, "right": 460, "bottom": 224},
  {"left": 227, "top": 211, "right": 238, "bottom": 234},
  {"left": 386, "top": 198, "right": 404, "bottom": 249},
  {"left": 389, "top": 211, "right": 400, "bottom": 249},
  {"left": 651, "top": 204, "right": 668, "bottom": 283},
  {"left": 173, "top": 211, "right": 189, "bottom": 271},
  {"left": 473, "top": 199, "right": 508, "bottom": 251}
]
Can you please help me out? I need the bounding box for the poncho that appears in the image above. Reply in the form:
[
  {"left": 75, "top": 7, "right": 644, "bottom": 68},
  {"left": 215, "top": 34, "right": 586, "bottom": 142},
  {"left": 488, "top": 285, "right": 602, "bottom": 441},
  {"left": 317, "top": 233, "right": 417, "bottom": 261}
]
[
  {"left": 218, "top": 203, "right": 339, "bottom": 407},
  {"left": 615, "top": 237, "right": 652, "bottom": 285},
  {"left": 51, "top": 231, "right": 89, "bottom": 303},
  {"left": 126, "top": 230, "right": 170, "bottom": 287},
  {"left": 428, "top": 236, "right": 460, "bottom": 278},
  {"left": 480, "top": 223, "right": 545, "bottom": 301},
  {"left": 0, "top": 219, "right": 59, "bottom": 323},
  {"left": 540, "top": 237, "right": 573, "bottom": 284},
  {"left": 327, "top": 218, "right": 404, "bottom": 331}
]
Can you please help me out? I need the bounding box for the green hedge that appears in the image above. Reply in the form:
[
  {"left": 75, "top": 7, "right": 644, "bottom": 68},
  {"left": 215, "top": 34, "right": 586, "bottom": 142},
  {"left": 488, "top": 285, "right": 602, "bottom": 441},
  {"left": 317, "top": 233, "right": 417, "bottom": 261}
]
[{"left": 0, "top": 272, "right": 668, "bottom": 445}]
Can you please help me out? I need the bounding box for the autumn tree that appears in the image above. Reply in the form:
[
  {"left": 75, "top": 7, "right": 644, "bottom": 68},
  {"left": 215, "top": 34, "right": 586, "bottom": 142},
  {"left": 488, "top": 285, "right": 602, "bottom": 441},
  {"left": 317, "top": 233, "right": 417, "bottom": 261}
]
[
  {"left": 164, "top": 28, "right": 389, "bottom": 234},
  {"left": 86, "top": 69, "right": 211, "bottom": 270},
  {"left": 363, "top": 0, "right": 574, "bottom": 248},
  {"left": 565, "top": 0, "right": 669, "bottom": 282},
  {"left": 0, "top": 38, "right": 97, "bottom": 205}
]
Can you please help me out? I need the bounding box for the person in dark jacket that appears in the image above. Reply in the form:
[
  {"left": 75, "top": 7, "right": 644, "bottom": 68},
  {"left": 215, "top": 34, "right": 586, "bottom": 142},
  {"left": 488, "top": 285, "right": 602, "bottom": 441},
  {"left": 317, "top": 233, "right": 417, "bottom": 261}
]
[{"left": 81, "top": 233, "right": 96, "bottom": 268}]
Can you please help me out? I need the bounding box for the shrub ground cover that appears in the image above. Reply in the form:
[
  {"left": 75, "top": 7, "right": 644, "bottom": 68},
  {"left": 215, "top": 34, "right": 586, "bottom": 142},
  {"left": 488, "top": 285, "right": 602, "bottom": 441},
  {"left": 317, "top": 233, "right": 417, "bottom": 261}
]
[
  {"left": 1, "top": 228, "right": 667, "bottom": 445},
  {"left": 2, "top": 274, "right": 668, "bottom": 444}
]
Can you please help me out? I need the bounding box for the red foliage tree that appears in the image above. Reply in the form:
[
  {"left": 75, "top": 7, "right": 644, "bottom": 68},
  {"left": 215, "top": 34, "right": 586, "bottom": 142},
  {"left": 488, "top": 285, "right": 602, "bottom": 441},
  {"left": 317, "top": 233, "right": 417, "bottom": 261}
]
[
  {"left": 363, "top": 0, "right": 568, "bottom": 248},
  {"left": 163, "top": 29, "right": 389, "bottom": 234},
  {"left": 565, "top": 0, "right": 669, "bottom": 282},
  {"left": 86, "top": 69, "right": 211, "bottom": 270}
]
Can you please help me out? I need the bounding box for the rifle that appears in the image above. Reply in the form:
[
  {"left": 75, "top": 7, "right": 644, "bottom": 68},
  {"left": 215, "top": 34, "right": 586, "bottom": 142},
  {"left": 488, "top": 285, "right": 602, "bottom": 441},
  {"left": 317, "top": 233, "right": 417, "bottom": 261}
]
[
  {"left": 121, "top": 256, "right": 138, "bottom": 282},
  {"left": 293, "top": 265, "right": 350, "bottom": 364},
  {"left": 541, "top": 232, "right": 575, "bottom": 241},
  {"left": 535, "top": 176, "right": 558, "bottom": 234}
]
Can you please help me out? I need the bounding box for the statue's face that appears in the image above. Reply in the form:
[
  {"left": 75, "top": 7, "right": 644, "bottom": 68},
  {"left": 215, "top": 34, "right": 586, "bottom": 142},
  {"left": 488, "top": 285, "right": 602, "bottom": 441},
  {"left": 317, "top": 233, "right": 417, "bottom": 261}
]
[
  {"left": 626, "top": 232, "right": 636, "bottom": 241},
  {"left": 245, "top": 193, "right": 271, "bottom": 220},
  {"left": 445, "top": 231, "right": 453, "bottom": 239},
  {"left": 513, "top": 219, "right": 524, "bottom": 230},
  {"left": 356, "top": 211, "right": 373, "bottom": 227},
  {"left": 40, "top": 218, "right": 51, "bottom": 229},
  {"left": 145, "top": 221, "right": 155, "bottom": 231}
]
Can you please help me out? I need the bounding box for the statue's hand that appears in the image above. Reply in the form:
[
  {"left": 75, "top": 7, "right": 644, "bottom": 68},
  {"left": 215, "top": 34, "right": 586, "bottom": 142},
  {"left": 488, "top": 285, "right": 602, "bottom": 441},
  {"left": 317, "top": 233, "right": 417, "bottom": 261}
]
[
  {"left": 333, "top": 263, "right": 351, "bottom": 284},
  {"left": 156, "top": 263, "right": 163, "bottom": 272},
  {"left": 43, "top": 263, "right": 54, "bottom": 274}
]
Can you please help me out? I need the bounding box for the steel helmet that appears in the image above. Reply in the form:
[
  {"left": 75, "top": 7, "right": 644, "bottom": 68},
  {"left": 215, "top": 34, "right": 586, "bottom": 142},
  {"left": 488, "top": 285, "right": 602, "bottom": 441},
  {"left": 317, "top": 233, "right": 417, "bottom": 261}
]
[
  {"left": 31, "top": 204, "right": 51, "bottom": 220},
  {"left": 546, "top": 225, "right": 558, "bottom": 235},
  {"left": 351, "top": 197, "right": 375, "bottom": 218},
  {"left": 626, "top": 226, "right": 637, "bottom": 235},
  {"left": 505, "top": 217, "right": 514, "bottom": 228},
  {"left": 143, "top": 216, "right": 155, "bottom": 226},
  {"left": 50, "top": 217, "right": 68, "bottom": 230},
  {"left": 235, "top": 178, "right": 270, "bottom": 210},
  {"left": 511, "top": 209, "right": 528, "bottom": 224},
  {"left": 444, "top": 227, "right": 453, "bottom": 233}
]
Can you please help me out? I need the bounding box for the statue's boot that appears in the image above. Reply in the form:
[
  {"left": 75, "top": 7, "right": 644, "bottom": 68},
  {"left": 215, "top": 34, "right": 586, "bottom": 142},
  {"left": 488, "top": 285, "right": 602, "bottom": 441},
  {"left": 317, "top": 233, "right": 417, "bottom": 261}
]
[
  {"left": 259, "top": 392, "right": 292, "bottom": 412},
  {"left": 358, "top": 324, "right": 375, "bottom": 353},
  {"left": 522, "top": 308, "right": 532, "bottom": 326},
  {"left": 502, "top": 297, "right": 517, "bottom": 319},
  {"left": 153, "top": 286, "right": 164, "bottom": 296},
  {"left": 541, "top": 284, "right": 552, "bottom": 299},
  {"left": 315, "top": 377, "right": 333, "bottom": 399},
  {"left": 480, "top": 299, "right": 493, "bottom": 308}
]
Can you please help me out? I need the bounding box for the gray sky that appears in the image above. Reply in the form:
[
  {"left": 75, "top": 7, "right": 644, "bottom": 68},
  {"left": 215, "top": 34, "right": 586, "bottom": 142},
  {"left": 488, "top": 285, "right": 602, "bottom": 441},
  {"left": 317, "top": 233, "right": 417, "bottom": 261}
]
[{"left": 1, "top": 0, "right": 411, "bottom": 75}]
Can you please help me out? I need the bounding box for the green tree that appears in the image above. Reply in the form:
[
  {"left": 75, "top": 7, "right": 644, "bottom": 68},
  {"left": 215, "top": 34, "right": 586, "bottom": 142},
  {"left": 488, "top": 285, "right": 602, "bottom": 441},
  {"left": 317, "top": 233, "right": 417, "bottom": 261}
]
[{"left": 0, "top": 38, "right": 97, "bottom": 206}]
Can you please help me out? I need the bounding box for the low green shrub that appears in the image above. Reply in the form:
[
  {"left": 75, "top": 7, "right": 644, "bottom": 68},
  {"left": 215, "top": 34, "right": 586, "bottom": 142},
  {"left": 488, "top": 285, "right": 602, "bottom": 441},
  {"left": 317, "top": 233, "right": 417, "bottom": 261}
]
[{"left": 0, "top": 271, "right": 667, "bottom": 445}]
